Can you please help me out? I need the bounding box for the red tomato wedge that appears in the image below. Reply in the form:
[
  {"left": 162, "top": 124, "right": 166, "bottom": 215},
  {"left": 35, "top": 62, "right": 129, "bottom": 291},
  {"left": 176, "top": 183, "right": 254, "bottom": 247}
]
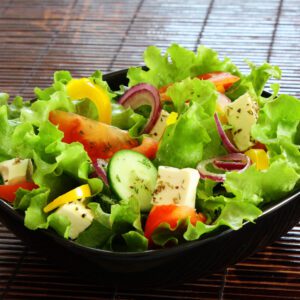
[
  {"left": 144, "top": 205, "right": 206, "bottom": 244},
  {"left": 0, "top": 182, "right": 38, "bottom": 203},
  {"left": 131, "top": 137, "right": 158, "bottom": 160},
  {"left": 49, "top": 110, "right": 158, "bottom": 161},
  {"left": 197, "top": 72, "right": 240, "bottom": 93}
]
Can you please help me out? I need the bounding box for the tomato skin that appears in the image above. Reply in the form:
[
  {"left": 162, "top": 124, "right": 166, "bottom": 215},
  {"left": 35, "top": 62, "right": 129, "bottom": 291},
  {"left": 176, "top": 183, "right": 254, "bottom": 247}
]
[
  {"left": 0, "top": 182, "right": 38, "bottom": 203},
  {"left": 197, "top": 72, "right": 240, "bottom": 93},
  {"left": 49, "top": 110, "right": 139, "bottom": 161},
  {"left": 144, "top": 205, "right": 206, "bottom": 242},
  {"left": 131, "top": 137, "right": 158, "bottom": 160},
  {"left": 49, "top": 110, "right": 158, "bottom": 161}
]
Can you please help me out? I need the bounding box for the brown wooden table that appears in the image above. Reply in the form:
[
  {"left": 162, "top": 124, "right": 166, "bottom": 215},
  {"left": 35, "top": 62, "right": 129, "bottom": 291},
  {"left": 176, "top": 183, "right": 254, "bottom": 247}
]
[{"left": 0, "top": 0, "right": 299, "bottom": 299}]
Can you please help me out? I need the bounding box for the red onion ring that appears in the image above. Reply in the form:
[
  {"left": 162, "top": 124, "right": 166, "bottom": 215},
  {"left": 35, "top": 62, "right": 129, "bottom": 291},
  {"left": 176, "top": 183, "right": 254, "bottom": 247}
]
[
  {"left": 119, "top": 83, "right": 162, "bottom": 133},
  {"left": 197, "top": 159, "right": 225, "bottom": 182},
  {"left": 213, "top": 153, "right": 250, "bottom": 171},
  {"left": 92, "top": 159, "right": 109, "bottom": 186},
  {"left": 214, "top": 113, "right": 239, "bottom": 153},
  {"left": 197, "top": 153, "right": 251, "bottom": 182}
]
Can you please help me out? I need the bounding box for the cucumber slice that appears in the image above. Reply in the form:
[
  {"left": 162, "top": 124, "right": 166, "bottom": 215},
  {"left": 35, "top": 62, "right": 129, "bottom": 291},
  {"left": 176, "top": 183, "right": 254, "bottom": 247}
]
[{"left": 108, "top": 150, "right": 157, "bottom": 212}]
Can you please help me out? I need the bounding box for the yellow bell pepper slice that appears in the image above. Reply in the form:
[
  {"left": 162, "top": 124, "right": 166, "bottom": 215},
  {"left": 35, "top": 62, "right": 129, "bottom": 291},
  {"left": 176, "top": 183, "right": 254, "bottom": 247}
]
[
  {"left": 245, "top": 149, "right": 269, "bottom": 170},
  {"left": 43, "top": 184, "right": 91, "bottom": 213},
  {"left": 166, "top": 112, "right": 178, "bottom": 126},
  {"left": 66, "top": 78, "right": 112, "bottom": 124}
]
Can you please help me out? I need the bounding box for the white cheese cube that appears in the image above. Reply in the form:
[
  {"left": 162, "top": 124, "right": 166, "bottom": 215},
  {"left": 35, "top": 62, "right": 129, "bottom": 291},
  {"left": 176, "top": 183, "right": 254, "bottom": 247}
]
[
  {"left": 149, "top": 110, "right": 169, "bottom": 141},
  {"left": 0, "top": 158, "right": 33, "bottom": 185},
  {"left": 151, "top": 166, "right": 200, "bottom": 208},
  {"left": 55, "top": 201, "right": 93, "bottom": 239},
  {"left": 226, "top": 93, "right": 258, "bottom": 151}
]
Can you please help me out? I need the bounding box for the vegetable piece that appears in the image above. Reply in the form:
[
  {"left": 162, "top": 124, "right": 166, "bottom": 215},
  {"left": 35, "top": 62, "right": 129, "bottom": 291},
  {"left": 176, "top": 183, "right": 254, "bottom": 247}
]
[
  {"left": 213, "top": 153, "right": 250, "bottom": 171},
  {"left": 66, "top": 78, "right": 112, "bottom": 124},
  {"left": 151, "top": 166, "right": 200, "bottom": 208},
  {"left": 158, "top": 84, "right": 173, "bottom": 102},
  {"left": 43, "top": 184, "right": 91, "bottom": 213},
  {"left": 119, "top": 83, "right": 162, "bottom": 133},
  {"left": 49, "top": 110, "right": 139, "bottom": 161},
  {"left": 0, "top": 158, "right": 33, "bottom": 185},
  {"left": 131, "top": 136, "right": 158, "bottom": 160},
  {"left": 149, "top": 110, "right": 169, "bottom": 141},
  {"left": 54, "top": 200, "right": 93, "bottom": 239},
  {"left": 197, "top": 72, "right": 240, "bottom": 93},
  {"left": 225, "top": 92, "right": 259, "bottom": 151},
  {"left": 0, "top": 181, "right": 38, "bottom": 203},
  {"left": 92, "top": 159, "right": 108, "bottom": 186},
  {"left": 244, "top": 149, "right": 269, "bottom": 170},
  {"left": 196, "top": 153, "right": 251, "bottom": 182},
  {"left": 216, "top": 92, "right": 231, "bottom": 124},
  {"left": 144, "top": 204, "right": 206, "bottom": 242},
  {"left": 166, "top": 112, "right": 178, "bottom": 126},
  {"left": 107, "top": 150, "right": 157, "bottom": 212},
  {"left": 214, "top": 113, "right": 239, "bottom": 153}
]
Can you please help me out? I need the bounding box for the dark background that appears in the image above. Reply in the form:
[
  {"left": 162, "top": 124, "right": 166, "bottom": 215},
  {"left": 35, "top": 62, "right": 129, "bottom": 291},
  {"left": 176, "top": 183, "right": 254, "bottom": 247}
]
[{"left": 0, "top": 0, "right": 299, "bottom": 299}]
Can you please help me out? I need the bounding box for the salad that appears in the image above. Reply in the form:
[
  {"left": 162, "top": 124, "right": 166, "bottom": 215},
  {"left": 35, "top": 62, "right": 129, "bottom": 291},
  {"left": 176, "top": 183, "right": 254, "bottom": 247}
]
[{"left": 0, "top": 44, "right": 299, "bottom": 252}]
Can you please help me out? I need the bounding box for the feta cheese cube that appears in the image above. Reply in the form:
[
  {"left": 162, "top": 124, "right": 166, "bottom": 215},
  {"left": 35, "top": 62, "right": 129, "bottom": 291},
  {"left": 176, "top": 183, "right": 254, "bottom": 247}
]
[
  {"left": 0, "top": 158, "right": 32, "bottom": 185},
  {"left": 55, "top": 201, "right": 94, "bottom": 239},
  {"left": 151, "top": 166, "right": 200, "bottom": 208},
  {"left": 226, "top": 93, "right": 258, "bottom": 151},
  {"left": 149, "top": 110, "right": 169, "bottom": 141}
]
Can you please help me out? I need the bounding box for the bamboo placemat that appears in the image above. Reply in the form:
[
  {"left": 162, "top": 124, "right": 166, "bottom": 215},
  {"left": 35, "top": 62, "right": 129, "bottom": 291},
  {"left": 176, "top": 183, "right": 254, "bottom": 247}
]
[{"left": 0, "top": 0, "right": 299, "bottom": 299}]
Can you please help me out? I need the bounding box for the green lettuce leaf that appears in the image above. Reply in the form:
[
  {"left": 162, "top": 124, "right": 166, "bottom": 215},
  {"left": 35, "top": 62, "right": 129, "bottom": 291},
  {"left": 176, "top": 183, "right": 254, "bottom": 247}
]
[
  {"left": 22, "top": 188, "right": 50, "bottom": 230},
  {"left": 0, "top": 93, "right": 27, "bottom": 119},
  {"left": 76, "top": 220, "right": 112, "bottom": 248},
  {"left": 76, "top": 199, "right": 147, "bottom": 252},
  {"left": 47, "top": 213, "right": 70, "bottom": 238},
  {"left": 0, "top": 106, "right": 17, "bottom": 161},
  {"left": 89, "top": 70, "right": 116, "bottom": 101},
  {"left": 184, "top": 199, "right": 261, "bottom": 241},
  {"left": 156, "top": 79, "right": 225, "bottom": 168},
  {"left": 226, "top": 61, "right": 281, "bottom": 100},
  {"left": 252, "top": 94, "right": 300, "bottom": 173},
  {"left": 21, "top": 91, "right": 75, "bottom": 126},
  {"left": 128, "top": 44, "right": 240, "bottom": 88},
  {"left": 111, "top": 103, "right": 146, "bottom": 137},
  {"left": 224, "top": 159, "right": 300, "bottom": 206},
  {"left": 34, "top": 71, "right": 71, "bottom": 101}
]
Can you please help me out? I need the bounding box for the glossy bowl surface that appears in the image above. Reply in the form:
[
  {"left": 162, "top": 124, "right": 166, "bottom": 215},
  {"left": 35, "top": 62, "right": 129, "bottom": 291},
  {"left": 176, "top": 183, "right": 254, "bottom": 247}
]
[{"left": 0, "top": 69, "right": 299, "bottom": 287}]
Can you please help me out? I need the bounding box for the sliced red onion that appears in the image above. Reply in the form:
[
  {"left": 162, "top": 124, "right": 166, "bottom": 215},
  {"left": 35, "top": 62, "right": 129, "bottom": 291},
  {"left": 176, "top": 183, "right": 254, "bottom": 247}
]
[
  {"left": 214, "top": 113, "right": 239, "bottom": 153},
  {"left": 197, "top": 153, "right": 251, "bottom": 183},
  {"left": 92, "top": 159, "right": 108, "bottom": 186},
  {"left": 213, "top": 153, "right": 250, "bottom": 171},
  {"left": 119, "top": 83, "right": 162, "bottom": 133},
  {"left": 213, "top": 160, "right": 246, "bottom": 171},
  {"left": 197, "top": 159, "right": 225, "bottom": 182}
]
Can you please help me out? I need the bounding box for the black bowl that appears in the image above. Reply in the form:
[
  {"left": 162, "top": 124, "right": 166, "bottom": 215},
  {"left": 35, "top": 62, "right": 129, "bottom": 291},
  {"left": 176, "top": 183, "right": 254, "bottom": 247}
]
[{"left": 0, "top": 69, "right": 299, "bottom": 288}]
